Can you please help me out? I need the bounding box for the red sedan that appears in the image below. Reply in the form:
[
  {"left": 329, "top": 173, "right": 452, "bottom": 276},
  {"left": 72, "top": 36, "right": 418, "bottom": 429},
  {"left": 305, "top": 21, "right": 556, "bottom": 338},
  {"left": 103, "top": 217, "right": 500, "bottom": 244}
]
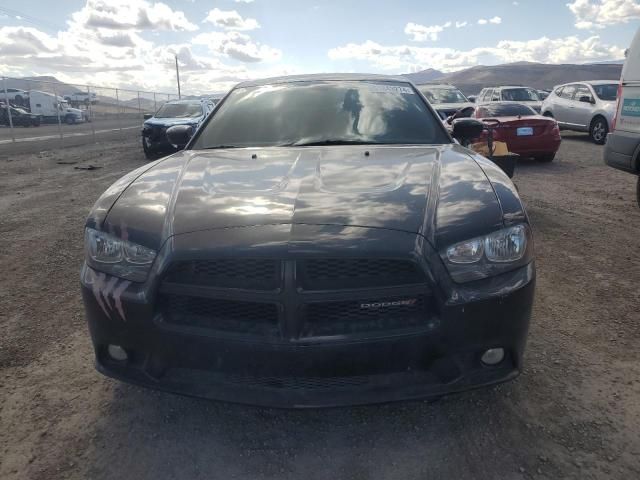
[{"left": 450, "top": 102, "right": 562, "bottom": 162}]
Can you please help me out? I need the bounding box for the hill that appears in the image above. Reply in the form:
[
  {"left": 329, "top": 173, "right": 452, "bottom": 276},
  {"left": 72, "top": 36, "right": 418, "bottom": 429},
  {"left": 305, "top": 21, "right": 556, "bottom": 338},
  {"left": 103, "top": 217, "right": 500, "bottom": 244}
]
[{"left": 404, "top": 61, "right": 624, "bottom": 95}]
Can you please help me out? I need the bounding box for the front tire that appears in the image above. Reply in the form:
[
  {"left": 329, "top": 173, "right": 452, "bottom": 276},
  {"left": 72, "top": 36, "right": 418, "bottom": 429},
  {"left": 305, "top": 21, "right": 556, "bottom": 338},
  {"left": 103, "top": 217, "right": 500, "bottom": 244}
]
[
  {"left": 65, "top": 114, "right": 76, "bottom": 125},
  {"left": 142, "top": 136, "right": 156, "bottom": 160},
  {"left": 590, "top": 116, "right": 608, "bottom": 145}
]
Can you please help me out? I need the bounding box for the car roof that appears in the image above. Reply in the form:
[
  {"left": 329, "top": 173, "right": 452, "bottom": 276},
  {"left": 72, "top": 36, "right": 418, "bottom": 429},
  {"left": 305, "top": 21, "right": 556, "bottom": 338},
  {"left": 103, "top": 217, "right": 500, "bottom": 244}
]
[
  {"left": 417, "top": 84, "right": 458, "bottom": 89},
  {"left": 236, "top": 73, "right": 410, "bottom": 88},
  {"left": 556, "top": 80, "right": 620, "bottom": 87}
]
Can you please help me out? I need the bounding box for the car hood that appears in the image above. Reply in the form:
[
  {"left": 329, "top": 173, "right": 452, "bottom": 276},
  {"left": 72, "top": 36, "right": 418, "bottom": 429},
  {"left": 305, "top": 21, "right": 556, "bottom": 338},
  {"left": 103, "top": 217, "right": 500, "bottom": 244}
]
[
  {"left": 144, "top": 116, "right": 202, "bottom": 127},
  {"left": 97, "top": 145, "right": 508, "bottom": 251}
]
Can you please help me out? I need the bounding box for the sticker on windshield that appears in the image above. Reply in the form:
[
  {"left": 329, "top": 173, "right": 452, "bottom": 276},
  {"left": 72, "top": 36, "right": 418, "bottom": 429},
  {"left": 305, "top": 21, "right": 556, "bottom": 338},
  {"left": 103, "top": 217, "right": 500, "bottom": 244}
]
[{"left": 368, "top": 84, "right": 415, "bottom": 94}]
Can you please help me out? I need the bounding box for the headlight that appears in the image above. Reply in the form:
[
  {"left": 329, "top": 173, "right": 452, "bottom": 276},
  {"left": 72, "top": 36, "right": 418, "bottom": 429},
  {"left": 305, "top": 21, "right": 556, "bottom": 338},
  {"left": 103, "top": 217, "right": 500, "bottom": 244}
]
[
  {"left": 85, "top": 228, "right": 156, "bottom": 282},
  {"left": 443, "top": 224, "right": 532, "bottom": 283}
]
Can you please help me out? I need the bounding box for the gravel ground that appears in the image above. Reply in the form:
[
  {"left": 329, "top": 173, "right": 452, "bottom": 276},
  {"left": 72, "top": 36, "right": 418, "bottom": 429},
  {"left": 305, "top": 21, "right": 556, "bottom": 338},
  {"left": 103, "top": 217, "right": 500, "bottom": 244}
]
[{"left": 1, "top": 132, "right": 639, "bottom": 480}]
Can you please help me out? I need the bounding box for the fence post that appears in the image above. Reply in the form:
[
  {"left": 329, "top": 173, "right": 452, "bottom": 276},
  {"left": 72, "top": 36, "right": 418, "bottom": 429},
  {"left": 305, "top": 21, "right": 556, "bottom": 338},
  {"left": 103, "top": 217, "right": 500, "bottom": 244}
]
[
  {"left": 2, "top": 77, "right": 15, "bottom": 143},
  {"left": 137, "top": 91, "right": 141, "bottom": 119},
  {"left": 52, "top": 82, "right": 63, "bottom": 145},
  {"left": 115, "top": 88, "right": 122, "bottom": 133},
  {"left": 88, "top": 85, "right": 96, "bottom": 143}
]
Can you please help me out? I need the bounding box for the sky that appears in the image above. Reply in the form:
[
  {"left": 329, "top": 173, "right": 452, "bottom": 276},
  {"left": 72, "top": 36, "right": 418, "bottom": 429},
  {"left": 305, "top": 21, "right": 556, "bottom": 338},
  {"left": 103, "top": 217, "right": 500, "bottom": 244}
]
[{"left": 0, "top": 0, "right": 638, "bottom": 94}]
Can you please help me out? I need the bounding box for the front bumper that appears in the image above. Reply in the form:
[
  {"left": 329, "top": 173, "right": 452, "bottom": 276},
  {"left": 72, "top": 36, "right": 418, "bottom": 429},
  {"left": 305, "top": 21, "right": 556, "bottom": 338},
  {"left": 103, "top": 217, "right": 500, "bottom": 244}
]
[
  {"left": 81, "top": 258, "right": 535, "bottom": 408},
  {"left": 604, "top": 130, "right": 640, "bottom": 175}
]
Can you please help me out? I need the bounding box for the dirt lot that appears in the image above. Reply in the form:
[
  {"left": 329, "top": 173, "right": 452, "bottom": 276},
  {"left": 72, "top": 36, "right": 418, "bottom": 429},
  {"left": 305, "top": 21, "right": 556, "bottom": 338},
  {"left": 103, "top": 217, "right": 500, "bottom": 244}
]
[{"left": 1, "top": 132, "right": 639, "bottom": 479}]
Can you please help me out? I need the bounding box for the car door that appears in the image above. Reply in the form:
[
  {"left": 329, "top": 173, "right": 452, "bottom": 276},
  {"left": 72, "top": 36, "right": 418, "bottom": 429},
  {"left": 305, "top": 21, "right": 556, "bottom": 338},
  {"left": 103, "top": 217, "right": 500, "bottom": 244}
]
[
  {"left": 567, "top": 84, "right": 593, "bottom": 128},
  {"left": 554, "top": 84, "right": 577, "bottom": 126}
]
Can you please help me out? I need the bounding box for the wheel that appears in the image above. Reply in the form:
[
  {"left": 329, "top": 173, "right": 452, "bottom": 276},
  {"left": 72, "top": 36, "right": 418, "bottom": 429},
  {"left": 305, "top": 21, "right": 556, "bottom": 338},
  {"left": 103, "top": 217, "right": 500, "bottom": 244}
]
[
  {"left": 536, "top": 153, "right": 555, "bottom": 163},
  {"left": 65, "top": 114, "right": 75, "bottom": 125},
  {"left": 142, "top": 136, "right": 156, "bottom": 160},
  {"left": 590, "top": 116, "right": 608, "bottom": 145}
]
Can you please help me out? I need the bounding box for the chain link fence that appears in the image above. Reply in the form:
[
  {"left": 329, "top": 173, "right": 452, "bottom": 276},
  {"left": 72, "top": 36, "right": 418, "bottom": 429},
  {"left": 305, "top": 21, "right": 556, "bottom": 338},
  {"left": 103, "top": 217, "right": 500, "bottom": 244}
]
[{"left": 1, "top": 75, "right": 181, "bottom": 149}]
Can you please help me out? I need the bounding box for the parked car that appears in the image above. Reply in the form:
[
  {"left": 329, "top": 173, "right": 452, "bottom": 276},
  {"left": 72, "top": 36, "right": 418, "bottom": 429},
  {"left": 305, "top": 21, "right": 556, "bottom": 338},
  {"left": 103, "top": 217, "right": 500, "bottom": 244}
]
[
  {"left": 0, "top": 105, "right": 41, "bottom": 127},
  {"left": 64, "top": 91, "right": 98, "bottom": 105},
  {"left": 82, "top": 74, "right": 535, "bottom": 408},
  {"left": 447, "top": 102, "right": 561, "bottom": 162},
  {"left": 417, "top": 83, "right": 474, "bottom": 118},
  {"left": 537, "top": 90, "right": 551, "bottom": 101},
  {"left": 141, "top": 99, "right": 215, "bottom": 159},
  {"left": 604, "top": 27, "right": 640, "bottom": 206},
  {"left": 1, "top": 88, "right": 29, "bottom": 106},
  {"left": 477, "top": 86, "right": 543, "bottom": 113},
  {"left": 541, "top": 80, "right": 619, "bottom": 144}
]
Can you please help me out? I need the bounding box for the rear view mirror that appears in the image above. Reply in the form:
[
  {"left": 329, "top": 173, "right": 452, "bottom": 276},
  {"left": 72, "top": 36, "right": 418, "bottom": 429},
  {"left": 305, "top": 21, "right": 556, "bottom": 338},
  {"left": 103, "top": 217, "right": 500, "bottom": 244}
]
[
  {"left": 578, "top": 95, "right": 595, "bottom": 104},
  {"left": 467, "top": 95, "right": 476, "bottom": 103},
  {"left": 452, "top": 118, "right": 484, "bottom": 146},
  {"left": 143, "top": 113, "right": 153, "bottom": 120},
  {"left": 166, "top": 124, "right": 194, "bottom": 149}
]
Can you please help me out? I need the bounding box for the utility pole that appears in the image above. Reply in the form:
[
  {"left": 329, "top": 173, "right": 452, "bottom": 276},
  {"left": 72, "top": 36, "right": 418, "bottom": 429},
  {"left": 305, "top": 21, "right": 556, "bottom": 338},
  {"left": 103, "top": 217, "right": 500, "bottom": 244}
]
[{"left": 175, "top": 54, "right": 181, "bottom": 99}]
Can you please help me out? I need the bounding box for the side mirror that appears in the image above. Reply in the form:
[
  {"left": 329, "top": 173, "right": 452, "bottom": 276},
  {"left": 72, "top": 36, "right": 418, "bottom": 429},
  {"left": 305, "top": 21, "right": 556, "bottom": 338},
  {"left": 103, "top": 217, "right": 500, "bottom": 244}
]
[
  {"left": 451, "top": 118, "right": 484, "bottom": 146},
  {"left": 579, "top": 95, "right": 595, "bottom": 104},
  {"left": 166, "top": 124, "right": 194, "bottom": 148},
  {"left": 143, "top": 113, "right": 153, "bottom": 120},
  {"left": 468, "top": 95, "right": 476, "bottom": 103}
]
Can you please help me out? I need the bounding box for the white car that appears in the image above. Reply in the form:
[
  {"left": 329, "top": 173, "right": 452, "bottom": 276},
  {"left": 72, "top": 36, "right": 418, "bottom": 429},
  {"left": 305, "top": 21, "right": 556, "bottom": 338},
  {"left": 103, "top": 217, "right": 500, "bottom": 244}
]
[
  {"left": 64, "top": 91, "right": 98, "bottom": 105},
  {"left": 2, "top": 88, "right": 29, "bottom": 106},
  {"left": 541, "top": 81, "right": 619, "bottom": 144}
]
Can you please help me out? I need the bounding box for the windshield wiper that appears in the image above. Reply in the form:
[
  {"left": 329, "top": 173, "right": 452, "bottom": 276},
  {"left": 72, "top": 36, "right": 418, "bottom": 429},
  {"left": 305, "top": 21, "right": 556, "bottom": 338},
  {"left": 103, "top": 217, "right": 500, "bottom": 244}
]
[
  {"left": 202, "top": 145, "right": 241, "bottom": 150},
  {"left": 290, "top": 139, "right": 378, "bottom": 147}
]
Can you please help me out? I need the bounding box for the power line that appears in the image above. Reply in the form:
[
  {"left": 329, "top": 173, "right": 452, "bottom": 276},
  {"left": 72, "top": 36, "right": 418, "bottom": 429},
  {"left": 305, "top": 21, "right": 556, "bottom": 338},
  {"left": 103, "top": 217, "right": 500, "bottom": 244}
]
[{"left": 0, "top": 6, "right": 64, "bottom": 33}]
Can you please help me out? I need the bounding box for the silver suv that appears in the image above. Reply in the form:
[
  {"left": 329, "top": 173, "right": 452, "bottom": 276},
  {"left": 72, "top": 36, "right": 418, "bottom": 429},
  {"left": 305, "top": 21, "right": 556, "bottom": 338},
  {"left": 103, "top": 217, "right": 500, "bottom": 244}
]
[
  {"left": 476, "top": 86, "right": 542, "bottom": 113},
  {"left": 541, "top": 81, "right": 619, "bottom": 144}
]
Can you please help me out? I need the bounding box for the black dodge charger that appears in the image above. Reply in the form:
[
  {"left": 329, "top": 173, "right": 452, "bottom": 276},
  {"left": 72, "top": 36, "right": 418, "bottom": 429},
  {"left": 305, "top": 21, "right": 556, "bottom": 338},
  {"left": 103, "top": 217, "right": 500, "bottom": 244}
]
[{"left": 81, "top": 74, "right": 535, "bottom": 407}]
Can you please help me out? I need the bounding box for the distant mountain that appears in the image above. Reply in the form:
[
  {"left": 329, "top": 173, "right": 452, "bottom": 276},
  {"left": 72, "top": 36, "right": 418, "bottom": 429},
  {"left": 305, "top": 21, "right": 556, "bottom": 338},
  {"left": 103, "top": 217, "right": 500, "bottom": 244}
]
[
  {"left": 404, "top": 61, "right": 623, "bottom": 95},
  {"left": 403, "top": 68, "right": 445, "bottom": 84}
]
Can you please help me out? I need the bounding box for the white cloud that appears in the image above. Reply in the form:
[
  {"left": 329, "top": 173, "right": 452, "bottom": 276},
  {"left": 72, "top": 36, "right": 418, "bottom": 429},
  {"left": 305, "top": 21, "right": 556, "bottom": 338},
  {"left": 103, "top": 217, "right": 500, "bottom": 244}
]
[
  {"left": 455, "top": 21, "right": 468, "bottom": 28},
  {"left": 478, "top": 16, "right": 502, "bottom": 25},
  {"left": 567, "top": 0, "right": 640, "bottom": 29},
  {"left": 204, "top": 8, "right": 260, "bottom": 30},
  {"left": 0, "top": 26, "right": 58, "bottom": 56},
  {"left": 193, "top": 31, "right": 281, "bottom": 62},
  {"left": 71, "top": 0, "right": 198, "bottom": 32},
  {"left": 404, "top": 21, "right": 452, "bottom": 41},
  {"left": 328, "top": 35, "right": 625, "bottom": 72}
]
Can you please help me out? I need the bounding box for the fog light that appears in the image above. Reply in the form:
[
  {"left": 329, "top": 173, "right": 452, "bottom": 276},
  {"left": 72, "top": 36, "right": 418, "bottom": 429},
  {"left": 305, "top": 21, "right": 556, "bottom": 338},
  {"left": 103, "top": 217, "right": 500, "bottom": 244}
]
[
  {"left": 481, "top": 348, "right": 505, "bottom": 366},
  {"left": 107, "top": 344, "right": 128, "bottom": 362}
]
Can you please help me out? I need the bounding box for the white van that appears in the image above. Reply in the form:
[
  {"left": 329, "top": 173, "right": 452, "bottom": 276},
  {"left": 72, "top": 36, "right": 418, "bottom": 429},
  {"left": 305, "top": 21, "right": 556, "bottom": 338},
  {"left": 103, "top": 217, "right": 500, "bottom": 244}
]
[{"left": 604, "top": 28, "right": 640, "bottom": 205}]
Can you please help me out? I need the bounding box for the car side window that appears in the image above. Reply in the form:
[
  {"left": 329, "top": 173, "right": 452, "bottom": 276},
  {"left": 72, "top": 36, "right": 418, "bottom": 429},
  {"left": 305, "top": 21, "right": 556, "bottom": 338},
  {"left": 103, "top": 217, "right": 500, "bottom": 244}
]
[
  {"left": 561, "top": 85, "right": 576, "bottom": 99},
  {"left": 554, "top": 87, "right": 564, "bottom": 97},
  {"left": 574, "top": 86, "right": 592, "bottom": 103},
  {"left": 491, "top": 90, "right": 501, "bottom": 101}
]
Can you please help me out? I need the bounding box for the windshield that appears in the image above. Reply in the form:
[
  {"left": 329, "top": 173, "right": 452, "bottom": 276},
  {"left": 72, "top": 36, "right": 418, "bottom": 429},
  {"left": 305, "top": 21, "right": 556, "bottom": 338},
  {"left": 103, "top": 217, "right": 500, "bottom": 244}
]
[
  {"left": 476, "top": 104, "right": 537, "bottom": 117},
  {"left": 501, "top": 88, "right": 540, "bottom": 102},
  {"left": 592, "top": 84, "right": 618, "bottom": 101},
  {"left": 193, "top": 81, "right": 449, "bottom": 148},
  {"left": 419, "top": 86, "right": 468, "bottom": 104},
  {"left": 155, "top": 103, "right": 202, "bottom": 118}
]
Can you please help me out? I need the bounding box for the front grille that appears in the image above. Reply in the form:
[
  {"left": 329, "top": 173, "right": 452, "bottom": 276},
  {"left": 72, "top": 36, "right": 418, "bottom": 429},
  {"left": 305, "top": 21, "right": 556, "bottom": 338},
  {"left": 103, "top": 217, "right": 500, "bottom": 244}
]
[
  {"left": 164, "top": 259, "right": 280, "bottom": 290},
  {"left": 160, "top": 294, "right": 279, "bottom": 337},
  {"left": 299, "top": 258, "right": 426, "bottom": 290},
  {"left": 303, "top": 294, "right": 429, "bottom": 337},
  {"left": 159, "top": 258, "right": 431, "bottom": 340}
]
